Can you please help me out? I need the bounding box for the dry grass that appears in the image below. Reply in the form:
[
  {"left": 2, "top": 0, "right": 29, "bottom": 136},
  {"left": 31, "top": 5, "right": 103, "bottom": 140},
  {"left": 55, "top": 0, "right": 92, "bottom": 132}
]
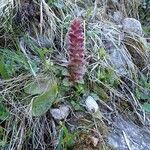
[{"left": 0, "top": 0, "right": 149, "bottom": 149}]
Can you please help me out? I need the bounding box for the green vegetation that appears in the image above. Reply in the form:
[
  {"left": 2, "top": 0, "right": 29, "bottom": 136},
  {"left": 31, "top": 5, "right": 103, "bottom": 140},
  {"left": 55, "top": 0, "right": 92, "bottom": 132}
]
[{"left": 0, "top": 0, "right": 149, "bottom": 149}]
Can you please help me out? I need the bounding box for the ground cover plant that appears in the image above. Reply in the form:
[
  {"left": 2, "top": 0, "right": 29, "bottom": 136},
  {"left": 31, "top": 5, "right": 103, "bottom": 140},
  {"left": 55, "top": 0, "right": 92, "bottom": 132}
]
[{"left": 0, "top": 0, "right": 150, "bottom": 150}]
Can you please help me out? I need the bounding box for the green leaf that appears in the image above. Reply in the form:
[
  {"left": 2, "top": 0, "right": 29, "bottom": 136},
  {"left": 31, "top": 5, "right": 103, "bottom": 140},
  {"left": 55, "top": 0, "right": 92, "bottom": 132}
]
[
  {"left": 136, "top": 89, "right": 149, "bottom": 100},
  {"left": 31, "top": 80, "right": 58, "bottom": 116},
  {"left": 99, "top": 48, "right": 106, "bottom": 59},
  {"left": 59, "top": 124, "right": 76, "bottom": 148},
  {"left": 93, "top": 110, "right": 102, "bottom": 120},
  {"left": 92, "top": 83, "right": 109, "bottom": 101},
  {"left": 0, "top": 48, "right": 37, "bottom": 77},
  {"left": 0, "top": 105, "right": 9, "bottom": 120},
  {"left": 142, "top": 103, "right": 150, "bottom": 113},
  {"left": 0, "top": 55, "right": 9, "bottom": 79},
  {"left": 24, "top": 79, "right": 51, "bottom": 95},
  {"left": 90, "top": 93, "right": 100, "bottom": 101},
  {"left": 70, "top": 101, "right": 83, "bottom": 111},
  {"left": 36, "top": 48, "right": 51, "bottom": 59},
  {"left": 0, "top": 140, "right": 6, "bottom": 147},
  {"left": 62, "top": 78, "right": 71, "bottom": 87}
]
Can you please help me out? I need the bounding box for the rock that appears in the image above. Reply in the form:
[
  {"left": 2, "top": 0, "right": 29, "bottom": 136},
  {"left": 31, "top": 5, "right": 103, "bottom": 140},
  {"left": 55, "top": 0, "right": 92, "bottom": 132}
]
[
  {"left": 90, "top": 136, "right": 99, "bottom": 147},
  {"left": 122, "top": 18, "right": 143, "bottom": 36},
  {"left": 113, "top": 11, "right": 123, "bottom": 24},
  {"left": 50, "top": 105, "right": 70, "bottom": 120},
  {"left": 85, "top": 96, "right": 99, "bottom": 113},
  {"left": 102, "top": 25, "right": 134, "bottom": 76},
  {"left": 107, "top": 46, "right": 134, "bottom": 76},
  {"left": 108, "top": 117, "right": 150, "bottom": 150}
]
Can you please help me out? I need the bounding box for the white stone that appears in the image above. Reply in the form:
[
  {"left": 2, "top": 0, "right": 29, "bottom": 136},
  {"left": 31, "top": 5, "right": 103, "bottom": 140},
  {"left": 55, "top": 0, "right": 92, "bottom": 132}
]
[
  {"left": 122, "top": 18, "right": 143, "bottom": 36},
  {"left": 50, "top": 105, "right": 70, "bottom": 120},
  {"left": 85, "top": 96, "right": 99, "bottom": 113},
  {"left": 91, "top": 136, "right": 99, "bottom": 147}
]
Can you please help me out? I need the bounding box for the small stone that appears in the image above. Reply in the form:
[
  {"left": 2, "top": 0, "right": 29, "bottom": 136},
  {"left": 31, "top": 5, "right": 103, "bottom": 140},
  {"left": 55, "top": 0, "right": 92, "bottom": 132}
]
[
  {"left": 50, "top": 105, "right": 70, "bottom": 120},
  {"left": 91, "top": 136, "right": 99, "bottom": 147},
  {"left": 122, "top": 18, "right": 143, "bottom": 36},
  {"left": 85, "top": 96, "right": 99, "bottom": 113}
]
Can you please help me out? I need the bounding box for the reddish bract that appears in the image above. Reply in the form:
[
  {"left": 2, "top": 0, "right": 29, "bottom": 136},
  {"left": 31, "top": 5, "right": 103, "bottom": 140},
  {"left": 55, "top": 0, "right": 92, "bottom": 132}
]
[{"left": 67, "top": 18, "right": 86, "bottom": 82}]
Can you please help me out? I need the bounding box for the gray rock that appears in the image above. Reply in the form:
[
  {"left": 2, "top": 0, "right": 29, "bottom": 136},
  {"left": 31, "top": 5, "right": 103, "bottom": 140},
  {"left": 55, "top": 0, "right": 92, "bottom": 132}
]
[
  {"left": 107, "top": 46, "right": 134, "bottom": 76},
  {"left": 85, "top": 96, "right": 99, "bottom": 113},
  {"left": 113, "top": 11, "right": 123, "bottom": 24},
  {"left": 108, "top": 117, "right": 150, "bottom": 150},
  {"left": 102, "top": 25, "right": 134, "bottom": 76},
  {"left": 122, "top": 18, "right": 143, "bottom": 36},
  {"left": 50, "top": 105, "right": 70, "bottom": 120}
]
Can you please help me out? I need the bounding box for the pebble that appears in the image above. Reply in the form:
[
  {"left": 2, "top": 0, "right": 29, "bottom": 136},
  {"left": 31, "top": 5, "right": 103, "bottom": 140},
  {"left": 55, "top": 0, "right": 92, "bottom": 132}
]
[
  {"left": 50, "top": 105, "right": 70, "bottom": 120},
  {"left": 85, "top": 96, "right": 99, "bottom": 113},
  {"left": 122, "top": 18, "right": 143, "bottom": 36}
]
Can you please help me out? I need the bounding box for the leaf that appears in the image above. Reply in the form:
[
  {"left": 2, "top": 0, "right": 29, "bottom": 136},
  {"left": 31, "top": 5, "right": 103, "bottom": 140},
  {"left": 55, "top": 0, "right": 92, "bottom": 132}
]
[
  {"left": 0, "top": 140, "right": 6, "bottom": 147},
  {"left": 70, "top": 101, "right": 83, "bottom": 111},
  {"left": 0, "top": 105, "right": 9, "bottom": 120},
  {"left": 92, "top": 83, "right": 109, "bottom": 101},
  {"left": 24, "top": 79, "right": 51, "bottom": 95},
  {"left": 0, "top": 48, "right": 37, "bottom": 77},
  {"left": 59, "top": 124, "right": 76, "bottom": 148},
  {"left": 142, "top": 103, "right": 150, "bottom": 113},
  {"left": 99, "top": 48, "right": 106, "bottom": 59},
  {"left": 36, "top": 48, "right": 51, "bottom": 59},
  {"left": 90, "top": 93, "right": 100, "bottom": 101},
  {"left": 31, "top": 80, "right": 58, "bottom": 116},
  {"left": 93, "top": 110, "right": 102, "bottom": 120},
  {"left": 0, "top": 55, "right": 9, "bottom": 79},
  {"left": 62, "top": 78, "right": 71, "bottom": 87},
  {"left": 136, "top": 89, "right": 149, "bottom": 100}
]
